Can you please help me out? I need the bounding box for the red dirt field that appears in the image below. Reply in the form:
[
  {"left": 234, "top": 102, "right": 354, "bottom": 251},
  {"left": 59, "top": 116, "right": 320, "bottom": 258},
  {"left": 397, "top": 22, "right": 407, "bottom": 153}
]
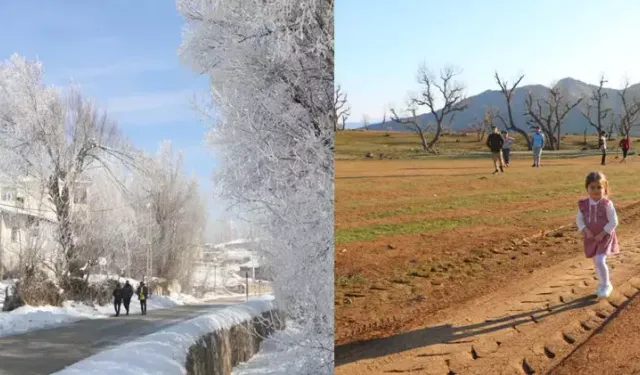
[{"left": 335, "top": 155, "right": 640, "bottom": 374}]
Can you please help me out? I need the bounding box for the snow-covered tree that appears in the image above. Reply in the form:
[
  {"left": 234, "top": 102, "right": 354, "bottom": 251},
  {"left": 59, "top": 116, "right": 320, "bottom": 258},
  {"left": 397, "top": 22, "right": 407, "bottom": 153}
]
[
  {"left": 135, "top": 141, "right": 206, "bottom": 289},
  {"left": 178, "top": 0, "right": 334, "bottom": 372},
  {"left": 0, "top": 54, "right": 141, "bottom": 280}
]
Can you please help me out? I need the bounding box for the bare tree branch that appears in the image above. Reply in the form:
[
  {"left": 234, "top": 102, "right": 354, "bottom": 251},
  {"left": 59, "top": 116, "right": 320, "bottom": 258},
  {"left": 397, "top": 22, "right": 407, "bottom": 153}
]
[
  {"left": 580, "top": 75, "right": 611, "bottom": 134},
  {"left": 494, "top": 72, "right": 531, "bottom": 149}
]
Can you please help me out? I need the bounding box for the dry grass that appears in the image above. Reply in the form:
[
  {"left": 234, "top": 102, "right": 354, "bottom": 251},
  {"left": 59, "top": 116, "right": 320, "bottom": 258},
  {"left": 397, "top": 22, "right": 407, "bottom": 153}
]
[
  {"left": 335, "top": 130, "right": 633, "bottom": 160},
  {"left": 334, "top": 132, "right": 640, "bottom": 344}
]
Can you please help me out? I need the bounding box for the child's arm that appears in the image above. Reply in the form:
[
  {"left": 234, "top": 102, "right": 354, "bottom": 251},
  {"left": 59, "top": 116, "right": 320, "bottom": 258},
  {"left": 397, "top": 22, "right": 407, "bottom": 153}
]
[
  {"left": 576, "top": 208, "right": 587, "bottom": 232},
  {"left": 603, "top": 201, "right": 619, "bottom": 233}
]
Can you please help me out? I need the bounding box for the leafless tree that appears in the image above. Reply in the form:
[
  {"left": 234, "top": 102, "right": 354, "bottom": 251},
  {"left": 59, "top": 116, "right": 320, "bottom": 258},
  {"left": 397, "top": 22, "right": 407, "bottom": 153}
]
[
  {"left": 361, "top": 115, "right": 370, "bottom": 131},
  {"left": 524, "top": 86, "right": 582, "bottom": 150},
  {"left": 580, "top": 75, "right": 611, "bottom": 135},
  {"left": 380, "top": 111, "right": 387, "bottom": 130},
  {"left": 470, "top": 107, "right": 499, "bottom": 141},
  {"left": 618, "top": 80, "right": 640, "bottom": 137},
  {"left": 494, "top": 72, "right": 531, "bottom": 149},
  {"left": 334, "top": 85, "right": 350, "bottom": 131},
  {"left": 390, "top": 107, "right": 432, "bottom": 151},
  {"left": 400, "top": 63, "right": 468, "bottom": 151}
]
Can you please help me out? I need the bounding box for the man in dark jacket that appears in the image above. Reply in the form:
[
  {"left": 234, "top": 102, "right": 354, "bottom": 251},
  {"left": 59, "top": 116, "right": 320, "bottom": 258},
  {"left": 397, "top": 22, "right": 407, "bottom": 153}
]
[
  {"left": 486, "top": 126, "right": 505, "bottom": 174},
  {"left": 136, "top": 281, "right": 149, "bottom": 315},
  {"left": 122, "top": 280, "right": 134, "bottom": 316},
  {"left": 112, "top": 283, "right": 123, "bottom": 317}
]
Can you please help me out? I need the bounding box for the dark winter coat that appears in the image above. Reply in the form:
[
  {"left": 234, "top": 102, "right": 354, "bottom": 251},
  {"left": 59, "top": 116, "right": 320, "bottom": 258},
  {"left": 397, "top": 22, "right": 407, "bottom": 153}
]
[
  {"left": 112, "top": 287, "right": 123, "bottom": 302},
  {"left": 122, "top": 284, "right": 134, "bottom": 301},
  {"left": 136, "top": 285, "right": 149, "bottom": 301},
  {"left": 486, "top": 133, "right": 504, "bottom": 152}
]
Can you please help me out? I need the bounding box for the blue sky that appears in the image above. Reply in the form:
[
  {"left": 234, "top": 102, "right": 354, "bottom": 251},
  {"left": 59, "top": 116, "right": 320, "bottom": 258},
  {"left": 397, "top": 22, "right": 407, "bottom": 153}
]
[
  {"left": 0, "top": 1, "right": 232, "bottom": 220},
  {"left": 336, "top": 0, "right": 640, "bottom": 124}
]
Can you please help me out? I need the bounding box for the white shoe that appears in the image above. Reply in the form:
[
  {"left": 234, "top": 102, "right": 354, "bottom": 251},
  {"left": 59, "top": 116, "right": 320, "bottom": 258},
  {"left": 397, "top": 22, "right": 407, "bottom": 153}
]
[
  {"left": 594, "top": 285, "right": 603, "bottom": 296},
  {"left": 597, "top": 284, "right": 613, "bottom": 298}
]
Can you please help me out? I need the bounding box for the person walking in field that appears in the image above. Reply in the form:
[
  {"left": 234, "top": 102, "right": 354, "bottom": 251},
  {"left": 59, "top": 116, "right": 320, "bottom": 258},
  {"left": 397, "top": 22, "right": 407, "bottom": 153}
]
[
  {"left": 531, "top": 126, "right": 545, "bottom": 167},
  {"left": 599, "top": 131, "right": 608, "bottom": 165},
  {"left": 136, "top": 281, "right": 149, "bottom": 315},
  {"left": 618, "top": 134, "right": 630, "bottom": 163},
  {"left": 486, "top": 126, "right": 504, "bottom": 174},
  {"left": 576, "top": 171, "right": 619, "bottom": 298},
  {"left": 501, "top": 130, "right": 515, "bottom": 167}
]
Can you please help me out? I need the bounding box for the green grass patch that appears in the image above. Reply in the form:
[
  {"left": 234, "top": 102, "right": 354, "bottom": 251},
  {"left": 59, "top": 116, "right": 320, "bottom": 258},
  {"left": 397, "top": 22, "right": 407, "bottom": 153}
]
[
  {"left": 335, "top": 273, "right": 367, "bottom": 287},
  {"left": 336, "top": 217, "right": 483, "bottom": 244}
]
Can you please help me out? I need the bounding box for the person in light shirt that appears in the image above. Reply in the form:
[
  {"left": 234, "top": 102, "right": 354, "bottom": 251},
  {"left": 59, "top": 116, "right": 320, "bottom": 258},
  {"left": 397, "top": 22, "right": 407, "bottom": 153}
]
[
  {"left": 500, "top": 130, "right": 515, "bottom": 167},
  {"left": 531, "top": 126, "right": 545, "bottom": 167},
  {"left": 598, "top": 131, "right": 607, "bottom": 165}
]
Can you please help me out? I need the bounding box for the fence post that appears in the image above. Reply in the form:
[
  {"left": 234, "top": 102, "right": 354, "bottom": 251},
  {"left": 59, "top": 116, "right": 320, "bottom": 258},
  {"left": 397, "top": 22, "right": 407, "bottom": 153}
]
[{"left": 245, "top": 271, "right": 249, "bottom": 302}]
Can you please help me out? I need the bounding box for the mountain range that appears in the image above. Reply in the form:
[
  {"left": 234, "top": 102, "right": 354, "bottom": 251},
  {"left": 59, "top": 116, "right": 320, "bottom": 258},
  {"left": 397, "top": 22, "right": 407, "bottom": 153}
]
[{"left": 356, "top": 77, "right": 640, "bottom": 135}]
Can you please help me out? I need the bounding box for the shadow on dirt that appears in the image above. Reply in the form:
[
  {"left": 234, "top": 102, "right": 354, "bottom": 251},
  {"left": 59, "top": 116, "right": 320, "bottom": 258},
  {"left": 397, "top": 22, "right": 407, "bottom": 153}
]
[
  {"left": 335, "top": 295, "right": 598, "bottom": 366},
  {"left": 546, "top": 289, "right": 640, "bottom": 374}
]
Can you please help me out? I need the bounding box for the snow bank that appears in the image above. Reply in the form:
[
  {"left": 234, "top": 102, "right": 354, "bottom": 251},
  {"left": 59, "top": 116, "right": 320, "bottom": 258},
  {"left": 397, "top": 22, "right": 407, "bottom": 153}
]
[
  {"left": 0, "top": 279, "right": 14, "bottom": 310},
  {"left": 0, "top": 294, "right": 190, "bottom": 338},
  {"left": 231, "top": 323, "right": 330, "bottom": 375},
  {"left": 52, "top": 295, "right": 276, "bottom": 375}
]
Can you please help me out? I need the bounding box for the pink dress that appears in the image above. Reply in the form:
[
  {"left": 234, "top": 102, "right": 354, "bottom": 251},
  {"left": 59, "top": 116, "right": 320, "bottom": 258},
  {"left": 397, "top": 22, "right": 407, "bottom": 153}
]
[{"left": 578, "top": 198, "right": 620, "bottom": 258}]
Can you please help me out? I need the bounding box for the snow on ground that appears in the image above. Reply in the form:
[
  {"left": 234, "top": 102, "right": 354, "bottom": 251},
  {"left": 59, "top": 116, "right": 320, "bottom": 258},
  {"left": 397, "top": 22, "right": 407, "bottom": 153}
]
[
  {"left": 52, "top": 295, "right": 275, "bottom": 375},
  {"left": 0, "top": 279, "right": 13, "bottom": 310},
  {"left": 0, "top": 294, "right": 190, "bottom": 338},
  {"left": 0, "top": 273, "right": 250, "bottom": 338},
  {"left": 230, "top": 323, "right": 332, "bottom": 375}
]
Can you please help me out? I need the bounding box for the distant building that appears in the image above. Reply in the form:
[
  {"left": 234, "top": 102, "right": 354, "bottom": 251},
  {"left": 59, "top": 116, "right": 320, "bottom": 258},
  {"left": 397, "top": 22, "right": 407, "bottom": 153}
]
[{"left": 0, "top": 177, "right": 90, "bottom": 279}]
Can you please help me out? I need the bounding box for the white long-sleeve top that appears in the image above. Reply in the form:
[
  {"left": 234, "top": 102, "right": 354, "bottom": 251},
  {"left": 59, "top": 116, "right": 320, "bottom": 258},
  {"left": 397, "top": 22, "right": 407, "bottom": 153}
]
[{"left": 576, "top": 198, "right": 618, "bottom": 233}]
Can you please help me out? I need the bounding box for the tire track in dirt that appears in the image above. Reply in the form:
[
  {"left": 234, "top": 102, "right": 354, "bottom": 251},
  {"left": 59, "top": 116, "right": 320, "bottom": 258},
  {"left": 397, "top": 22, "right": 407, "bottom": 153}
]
[{"left": 336, "top": 201, "right": 640, "bottom": 375}]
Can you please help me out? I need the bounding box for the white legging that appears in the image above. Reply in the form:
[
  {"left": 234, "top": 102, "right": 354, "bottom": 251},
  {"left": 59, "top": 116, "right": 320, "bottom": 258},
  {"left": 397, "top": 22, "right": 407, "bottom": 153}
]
[{"left": 593, "top": 253, "right": 610, "bottom": 288}]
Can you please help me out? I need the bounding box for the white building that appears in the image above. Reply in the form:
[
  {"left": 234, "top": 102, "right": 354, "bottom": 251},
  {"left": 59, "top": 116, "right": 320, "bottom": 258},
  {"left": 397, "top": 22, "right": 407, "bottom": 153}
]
[{"left": 0, "top": 177, "right": 90, "bottom": 278}]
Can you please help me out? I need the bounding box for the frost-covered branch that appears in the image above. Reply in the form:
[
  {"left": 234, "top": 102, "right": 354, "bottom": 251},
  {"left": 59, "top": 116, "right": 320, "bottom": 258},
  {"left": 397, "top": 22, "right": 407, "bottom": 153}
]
[{"left": 178, "top": 0, "right": 334, "bottom": 373}]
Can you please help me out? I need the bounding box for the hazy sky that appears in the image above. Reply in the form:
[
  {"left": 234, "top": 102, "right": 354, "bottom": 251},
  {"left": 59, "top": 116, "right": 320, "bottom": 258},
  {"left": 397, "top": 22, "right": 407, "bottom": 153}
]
[
  {"left": 336, "top": 0, "right": 640, "bottom": 124},
  {"left": 0, "top": 1, "right": 236, "bottom": 221}
]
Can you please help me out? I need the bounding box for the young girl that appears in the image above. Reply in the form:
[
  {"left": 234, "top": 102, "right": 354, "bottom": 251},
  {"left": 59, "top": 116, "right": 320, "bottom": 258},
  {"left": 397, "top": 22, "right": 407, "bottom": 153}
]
[{"left": 576, "top": 171, "right": 619, "bottom": 298}]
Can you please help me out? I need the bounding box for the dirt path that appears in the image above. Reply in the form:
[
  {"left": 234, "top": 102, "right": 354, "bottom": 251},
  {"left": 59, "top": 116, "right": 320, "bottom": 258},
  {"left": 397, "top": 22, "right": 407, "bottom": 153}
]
[
  {"left": 336, "top": 223, "right": 640, "bottom": 374},
  {"left": 547, "top": 284, "right": 640, "bottom": 375}
]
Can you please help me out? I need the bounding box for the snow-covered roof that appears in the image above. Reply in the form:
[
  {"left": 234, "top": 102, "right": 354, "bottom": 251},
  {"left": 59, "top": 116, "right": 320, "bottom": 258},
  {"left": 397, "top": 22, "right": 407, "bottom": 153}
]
[{"left": 0, "top": 202, "right": 57, "bottom": 222}]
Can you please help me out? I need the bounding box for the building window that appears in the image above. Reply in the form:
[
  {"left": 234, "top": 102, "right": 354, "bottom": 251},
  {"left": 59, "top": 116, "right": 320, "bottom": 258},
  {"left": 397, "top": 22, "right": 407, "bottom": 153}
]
[
  {"left": 11, "top": 227, "right": 18, "bottom": 242},
  {"left": 15, "top": 196, "right": 24, "bottom": 207},
  {"left": 74, "top": 187, "right": 87, "bottom": 204},
  {"left": 1, "top": 188, "right": 15, "bottom": 201}
]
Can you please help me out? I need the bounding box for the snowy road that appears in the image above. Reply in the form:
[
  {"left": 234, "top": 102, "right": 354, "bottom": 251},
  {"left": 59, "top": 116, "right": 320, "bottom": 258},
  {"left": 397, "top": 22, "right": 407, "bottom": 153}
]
[{"left": 0, "top": 299, "right": 242, "bottom": 375}]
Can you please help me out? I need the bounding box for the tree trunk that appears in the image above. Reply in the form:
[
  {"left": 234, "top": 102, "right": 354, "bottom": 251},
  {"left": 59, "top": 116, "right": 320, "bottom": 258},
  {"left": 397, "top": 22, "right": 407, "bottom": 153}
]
[
  {"left": 557, "top": 126, "right": 561, "bottom": 150},
  {"left": 419, "top": 131, "right": 429, "bottom": 152},
  {"left": 583, "top": 127, "right": 588, "bottom": 146},
  {"left": 506, "top": 105, "right": 531, "bottom": 150},
  {"left": 427, "top": 124, "right": 442, "bottom": 149}
]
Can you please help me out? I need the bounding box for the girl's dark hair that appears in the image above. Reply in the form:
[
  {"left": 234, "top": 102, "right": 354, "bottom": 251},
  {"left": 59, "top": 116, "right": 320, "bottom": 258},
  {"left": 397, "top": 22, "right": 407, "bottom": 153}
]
[{"left": 585, "top": 171, "right": 609, "bottom": 196}]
